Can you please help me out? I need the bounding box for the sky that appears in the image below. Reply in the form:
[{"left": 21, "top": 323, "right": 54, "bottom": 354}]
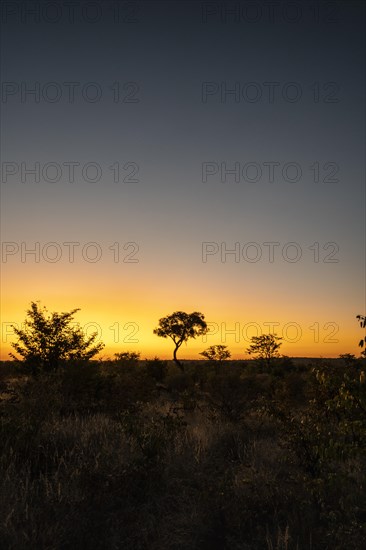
[{"left": 0, "top": 0, "right": 365, "bottom": 360}]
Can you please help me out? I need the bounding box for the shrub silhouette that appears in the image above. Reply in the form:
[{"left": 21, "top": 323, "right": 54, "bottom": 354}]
[
  {"left": 10, "top": 302, "right": 104, "bottom": 373},
  {"left": 200, "top": 344, "right": 231, "bottom": 362},
  {"left": 146, "top": 357, "right": 168, "bottom": 382},
  {"left": 114, "top": 351, "right": 141, "bottom": 365},
  {"left": 246, "top": 333, "right": 282, "bottom": 367}
]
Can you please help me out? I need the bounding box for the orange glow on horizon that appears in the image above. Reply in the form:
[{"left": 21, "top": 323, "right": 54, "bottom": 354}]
[
  {"left": 1, "top": 298, "right": 362, "bottom": 361},
  {"left": 1, "top": 258, "right": 363, "bottom": 361}
]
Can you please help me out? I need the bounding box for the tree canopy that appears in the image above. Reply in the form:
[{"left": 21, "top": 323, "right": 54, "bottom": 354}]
[
  {"left": 246, "top": 333, "right": 282, "bottom": 367},
  {"left": 200, "top": 344, "right": 231, "bottom": 362},
  {"left": 153, "top": 311, "right": 208, "bottom": 370},
  {"left": 10, "top": 302, "right": 104, "bottom": 372}
]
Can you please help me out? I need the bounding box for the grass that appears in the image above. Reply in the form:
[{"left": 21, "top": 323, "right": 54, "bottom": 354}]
[{"left": 0, "top": 357, "right": 365, "bottom": 549}]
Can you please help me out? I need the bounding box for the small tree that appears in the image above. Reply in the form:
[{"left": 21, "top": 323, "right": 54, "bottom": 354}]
[
  {"left": 246, "top": 333, "right": 282, "bottom": 367},
  {"left": 10, "top": 302, "right": 104, "bottom": 373},
  {"left": 356, "top": 315, "right": 366, "bottom": 358},
  {"left": 153, "top": 311, "right": 208, "bottom": 371},
  {"left": 200, "top": 344, "right": 231, "bottom": 362}
]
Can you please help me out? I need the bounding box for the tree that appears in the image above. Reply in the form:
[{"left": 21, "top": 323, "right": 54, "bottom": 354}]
[
  {"left": 356, "top": 315, "right": 366, "bottom": 357},
  {"left": 200, "top": 344, "right": 231, "bottom": 362},
  {"left": 10, "top": 302, "right": 104, "bottom": 373},
  {"left": 153, "top": 311, "right": 208, "bottom": 371},
  {"left": 246, "top": 333, "right": 282, "bottom": 367}
]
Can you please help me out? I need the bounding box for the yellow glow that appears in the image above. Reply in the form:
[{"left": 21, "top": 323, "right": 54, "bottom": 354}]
[{"left": 1, "top": 262, "right": 362, "bottom": 360}]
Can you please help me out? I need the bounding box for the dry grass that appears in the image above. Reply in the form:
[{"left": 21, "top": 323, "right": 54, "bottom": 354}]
[{"left": 0, "top": 360, "right": 365, "bottom": 549}]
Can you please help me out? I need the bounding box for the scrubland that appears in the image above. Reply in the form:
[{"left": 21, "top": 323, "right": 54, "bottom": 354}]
[{"left": 0, "top": 357, "right": 365, "bottom": 549}]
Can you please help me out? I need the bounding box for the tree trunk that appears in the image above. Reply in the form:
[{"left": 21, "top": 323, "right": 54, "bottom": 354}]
[{"left": 173, "top": 345, "right": 184, "bottom": 372}]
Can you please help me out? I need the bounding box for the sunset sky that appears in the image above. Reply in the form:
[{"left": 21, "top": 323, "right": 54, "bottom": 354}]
[{"left": 1, "top": 0, "right": 365, "bottom": 360}]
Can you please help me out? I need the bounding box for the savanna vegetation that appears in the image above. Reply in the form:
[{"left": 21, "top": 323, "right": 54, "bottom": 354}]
[{"left": 0, "top": 303, "right": 365, "bottom": 549}]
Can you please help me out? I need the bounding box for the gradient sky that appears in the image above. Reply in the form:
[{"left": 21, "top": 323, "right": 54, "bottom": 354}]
[{"left": 1, "top": 0, "right": 365, "bottom": 360}]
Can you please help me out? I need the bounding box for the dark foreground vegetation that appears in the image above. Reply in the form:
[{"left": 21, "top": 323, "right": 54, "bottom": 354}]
[{"left": 0, "top": 356, "right": 366, "bottom": 549}]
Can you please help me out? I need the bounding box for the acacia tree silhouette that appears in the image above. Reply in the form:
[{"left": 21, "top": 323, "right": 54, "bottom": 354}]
[
  {"left": 10, "top": 302, "right": 104, "bottom": 373},
  {"left": 153, "top": 311, "right": 208, "bottom": 371}
]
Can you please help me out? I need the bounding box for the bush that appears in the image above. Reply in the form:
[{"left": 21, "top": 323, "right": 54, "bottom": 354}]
[
  {"left": 1, "top": 359, "right": 366, "bottom": 549},
  {"left": 146, "top": 357, "right": 168, "bottom": 382},
  {"left": 205, "top": 371, "right": 264, "bottom": 422}
]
